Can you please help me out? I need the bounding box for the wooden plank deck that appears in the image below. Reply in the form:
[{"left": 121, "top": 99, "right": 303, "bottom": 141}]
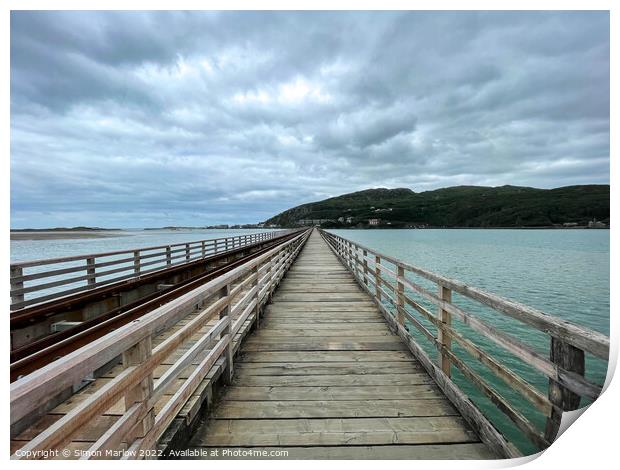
[{"left": 188, "top": 229, "right": 495, "bottom": 459}]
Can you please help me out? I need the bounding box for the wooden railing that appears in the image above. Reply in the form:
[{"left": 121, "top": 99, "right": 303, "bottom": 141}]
[
  {"left": 10, "top": 230, "right": 292, "bottom": 310},
  {"left": 320, "top": 229, "right": 609, "bottom": 457},
  {"left": 10, "top": 229, "right": 311, "bottom": 460}
]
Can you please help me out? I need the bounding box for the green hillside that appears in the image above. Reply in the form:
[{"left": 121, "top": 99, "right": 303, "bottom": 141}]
[{"left": 264, "top": 185, "right": 610, "bottom": 228}]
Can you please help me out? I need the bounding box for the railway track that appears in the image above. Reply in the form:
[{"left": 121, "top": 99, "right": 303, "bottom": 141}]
[{"left": 10, "top": 230, "right": 301, "bottom": 381}]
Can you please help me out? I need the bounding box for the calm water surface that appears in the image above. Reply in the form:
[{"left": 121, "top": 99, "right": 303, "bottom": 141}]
[
  {"left": 10, "top": 229, "right": 277, "bottom": 263},
  {"left": 329, "top": 228, "right": 609, "bottom": 455}
]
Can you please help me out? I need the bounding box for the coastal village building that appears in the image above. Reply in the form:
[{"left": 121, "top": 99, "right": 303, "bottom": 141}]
[
  {"left": 588, "top": 219, "right": 607, "bottom": 228},
  {"left": 368, "top": 218, "right": 380, "bottom": 226},
  {"left": 297, "top": 219, "right": 335, "bottom": 226}
]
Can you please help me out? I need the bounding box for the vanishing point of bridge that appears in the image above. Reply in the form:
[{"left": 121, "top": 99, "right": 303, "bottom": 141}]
[{"left": 10, "top": 228, "right": 609, "bottom": 459}]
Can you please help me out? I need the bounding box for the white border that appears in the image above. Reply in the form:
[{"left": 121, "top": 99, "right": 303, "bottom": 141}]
[{"left": 2, "top": 2, "right": 616, "bottom": 469}]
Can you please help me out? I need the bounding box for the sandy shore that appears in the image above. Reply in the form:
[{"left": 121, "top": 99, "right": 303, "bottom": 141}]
[{"left": 11, "top": 231, "right": 127, "bottom": 241}]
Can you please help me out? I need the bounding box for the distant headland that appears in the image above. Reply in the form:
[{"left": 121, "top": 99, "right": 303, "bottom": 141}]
[{"left": 262, "top": 184, "right": 610, "bottom": 229}]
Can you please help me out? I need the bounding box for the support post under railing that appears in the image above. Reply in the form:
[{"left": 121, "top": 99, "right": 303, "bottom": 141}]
[
  {"left": 362, "top": 250, "right": 369, "bottom": 286},
  {"left": 375, "top": 255, "right": 382, "bottom": 302},
  {"left": 185, "top": 244, "right": 190, "bottom": 261},
  {"left": 122, "top": 336, "right": 154, "bottom": 441},
  {"left": 252, "top": 266, "right": 260, "bottom": 328},
  {"left": 86, "top": 257, "right": 96, "bottom": 288},
  {"left": 219, "top": 284, "right": 234, "bottom": 385},
  {"left": 266, "top": 254, "right": 274, "bottom": 298},
  {"left": 166, "top": 246, "right": 172, "bottom": 265},
  {"left": 201, "top": 241, "right": 206, "bottom": 258},
  {"left": 438, "top": 285, "right": 452, "bottom": 377},
  {"left": 544, "top": 338, "right": 585, "bottom": 442},
  {"left": 397, "top": 266, "right": 405, "bottom": 326},
  {"left": 346, "top": 241, "right": 352, "bottom": 270},
  {"left": 10, "top": 266, "right": 25, "bottom": 308},
  {"left": 133, "top": 251, "right": 140, "bottom": 274}
]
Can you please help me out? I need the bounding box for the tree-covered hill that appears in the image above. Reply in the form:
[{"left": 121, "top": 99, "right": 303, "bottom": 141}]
[{"left": 263, "top": 185, "right": 609, "bottom": 228}]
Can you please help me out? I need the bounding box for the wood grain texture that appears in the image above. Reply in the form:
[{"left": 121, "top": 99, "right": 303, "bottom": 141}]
[{"left": 189, "top": 229, "right": 495, "bottom": 460}]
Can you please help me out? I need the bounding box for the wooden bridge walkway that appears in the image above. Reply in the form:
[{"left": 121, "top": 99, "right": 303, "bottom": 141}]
[
  {"left": 11, "top": 228, "right": 608, "bottom": 460},
  {"left": 188, "top": 229, "right": 495, "bottom": 459}
]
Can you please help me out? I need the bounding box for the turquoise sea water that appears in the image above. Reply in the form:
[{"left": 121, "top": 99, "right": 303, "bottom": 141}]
[
  {"left": 10, "top": 228, "right": 277, "bottom": 264},
  {"left": 10, "top": 228, "right": 279, "bottom": 302},
  {"left": 329, "top": 228, "right": 610, "bottom": 455}
]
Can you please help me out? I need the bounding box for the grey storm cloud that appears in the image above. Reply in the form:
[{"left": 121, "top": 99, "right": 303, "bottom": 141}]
[{"left": 10, "top": 11, "right": 609, "bottom": 228}]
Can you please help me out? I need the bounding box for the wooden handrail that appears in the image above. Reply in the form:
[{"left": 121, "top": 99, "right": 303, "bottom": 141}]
[
  {"left": 10, "top": 229, "right": 294, "bottom": 310},
  {"left": 10, "top": 229, "right": 311, "bottom": 460},
  {"left": 319, "top": 229, "right": 609, "bottom": 454}
]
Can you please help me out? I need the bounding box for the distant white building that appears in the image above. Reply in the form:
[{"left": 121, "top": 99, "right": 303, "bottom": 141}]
[
  {"left": 297, "top": 219, "right": 335, "bottom": 226},
  {"left": 588, "top": 219, "right": 606, "bottom": 228},
  {"left": 368, "top": 219, "right": 380, "bottom": 226}
]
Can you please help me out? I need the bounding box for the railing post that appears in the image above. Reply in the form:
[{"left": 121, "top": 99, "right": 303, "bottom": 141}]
[
  {"left": 201, "top": 241, "right": 206, "bottom": 258},
  {"left": 133, "top": 251, "right": 140, "bottom": 275},
  {"left": 252, "top": 265, "right": 260, "bottom": 328},
  {"left": 375, "top": 255, "right": 382, "bottom": 302},
  {"left": 10, "top": 266, "right": 24, "bottom": 307},
  {"left": 397, "top": 266, "right": 405, "bottom": 326},
  {"left": 166, "top": 246, "right": 172, "bottom": 265},
  {"left": 86, "top": 257, "right": 96, "bottom": 287},
  {"left": 347, "top": 241, "right": 353, "bottom": 270},
  {"left": 353, "top": 245, "right": 360, "bottom": 278},
  {"left": 438, "top": 285, "right": 452, "bottom": 377},
  {"left": 185, "top": 243, "right": 190, "bottom": 261},
  {"left": 267, "top": 254, "right": 274, "bottom": 299},
  {"left": 219, "top": 284, "right": 234, "bottom": 385},
  {"left": 123, "top": 336, "right": 154, "bottom": 441},
  {"left": 544, "top": 338, "right": 585, "bottom": 442},
  {"left": 362, "top": 250, "right": 369, "bottom": 286}
]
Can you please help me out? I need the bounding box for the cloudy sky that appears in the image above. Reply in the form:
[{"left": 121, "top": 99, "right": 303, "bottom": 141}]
[{"left": 10, "top": 11, "right": 609, "bottom": 228}]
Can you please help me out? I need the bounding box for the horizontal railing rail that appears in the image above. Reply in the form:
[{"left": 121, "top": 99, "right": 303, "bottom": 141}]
[
  {"left": 320, "top": 229, "right": 609, "bottom": 457},
  {"left": 10, "top": 228, "right": 311, "bottom": 460},
  {"left": 10, "top": 230, "right": 293, "bottom": 310}
]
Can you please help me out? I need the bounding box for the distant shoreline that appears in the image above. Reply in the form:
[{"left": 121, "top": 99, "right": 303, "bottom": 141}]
[{"left": 11, "top": 231, "right": 128, "bottom": 240}]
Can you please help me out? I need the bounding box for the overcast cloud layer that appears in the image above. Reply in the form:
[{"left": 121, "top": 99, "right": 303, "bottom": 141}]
[{"left": 11, "top": 11, "right": 609, "bottom": 228}]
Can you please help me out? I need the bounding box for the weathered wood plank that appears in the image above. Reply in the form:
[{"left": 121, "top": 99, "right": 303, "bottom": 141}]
[
  {"left": 238, "top": 350, "right": 416, "bottom": 362},
  {"left": 235, "top": 362, "right": 424, "bottom": 376},
  {"left": 223, "top": 384, "right": 444, "bottom": 401},
  {"left": 192, "top": 417, "right": 480, "bottom": 446},
  {"left": 271, "top": 293, "right": 370, "bottom": 302},
  {"left": 213, "top": 399, "right": 457, "bottom": 418},
  {"left": 265, "top": 302, "right": 376, "bottom": 311},
  {"left": 249, "top": 327, "right": 393, "bottom": 337},
  {"left": 233, "top": 373, "right": 433, "bottom": 386},
  {"left": 241, "top": 339, "right": 408, "bottom": 352},
  {"left": 186, "top": 443, "right": 495, "bottom": 459}
]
